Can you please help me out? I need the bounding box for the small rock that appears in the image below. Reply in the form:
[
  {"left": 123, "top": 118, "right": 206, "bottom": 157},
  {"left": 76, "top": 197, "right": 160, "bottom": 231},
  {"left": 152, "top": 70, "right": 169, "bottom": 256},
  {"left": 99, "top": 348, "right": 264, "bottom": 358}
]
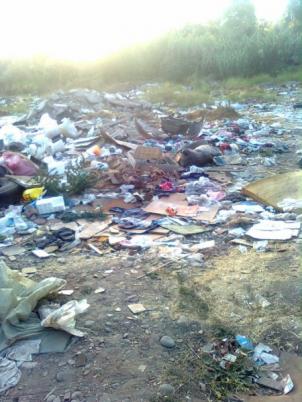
[
  {"left": 22, "top": 361, "right": 38, "bottom": 369},
  {"left": 56, "top": 371, "right": 67, "bottom": 382},
  {"left": 22, "top": 267, "right": 37, "bottom": 275},
  {"left": 63, "top": 391, "right": 71, "bottom": 400},
  {"left": 46, "top": 396, "right": 56, "bottom": 402},
  {"left": 33, "top": 217, "right": 47, "bottom": 225},
  {"left": 159, "top": 383, "right": 175, "bottom": 396},
  {"left": 199, "top": 381, "right": 207, "bottom": 392},
  {"left": 126, "top": 294, "right": 139, "bottom": 303},
  {"left": 176, "top": 315, "right": 191, "bottom": 328},
  {"left": 75, "top": 352, "right": 87, "bottom": 367},
  {"left": 84, "top": 320, "right": 95, "bottom": 327},
  {"left": 138, "top": 364, "right": 147, "bottom": 372},
  {"left": 53, "top": 397, "right": 61, "bottom": 402},
  {"left": 57, "top": 257, "right": 66, "bottom": 264},
  {"left": 71, "top": 391, "right": 83, "bottom": 400},
  {"left": 160, "top": 336, "right": 175, "bottom": 349}
]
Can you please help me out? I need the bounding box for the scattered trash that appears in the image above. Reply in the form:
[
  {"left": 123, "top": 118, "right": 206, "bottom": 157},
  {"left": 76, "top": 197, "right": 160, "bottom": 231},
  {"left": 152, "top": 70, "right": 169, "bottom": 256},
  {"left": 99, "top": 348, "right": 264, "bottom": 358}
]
[
  {"left": 32, "top": 249, "right": 52, "bottom": 258},
  {"left": 0, "top": 86, "right": 301, "bottom": 397},
  {"left": 128, "top": 304, "right": 146, "bottom": 314},
  {"left": 36, "top": 196, "right": 65, "bottom": 215},
  {"left": 40, "top": 299, "right": 89, "bottom": 337},
  {"left": 242, "top": 171, "right": 302, "bottom": 212},
  {"left": 0, "top": 151, "right": 39, "bottom": 176},
  {"left": 246, "top": 220, "right": 300, "bottom": 240},
  {"left": 94, "top": 287, "right": 105, "bottom": 294}
]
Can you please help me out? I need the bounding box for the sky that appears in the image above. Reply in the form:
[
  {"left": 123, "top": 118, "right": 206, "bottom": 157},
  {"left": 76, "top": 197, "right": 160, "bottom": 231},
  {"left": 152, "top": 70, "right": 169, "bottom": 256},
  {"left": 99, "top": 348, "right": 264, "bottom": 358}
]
[{"left": 0, "top": 0, "right": 288, "bottom": 61}]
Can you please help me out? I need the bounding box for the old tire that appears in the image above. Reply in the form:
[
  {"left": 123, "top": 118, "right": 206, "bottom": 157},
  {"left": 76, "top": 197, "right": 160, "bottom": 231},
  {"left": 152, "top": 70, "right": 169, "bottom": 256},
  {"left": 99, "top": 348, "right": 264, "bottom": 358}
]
[{"left": 0, "top": 178, "right": 23, "bottom": 207}]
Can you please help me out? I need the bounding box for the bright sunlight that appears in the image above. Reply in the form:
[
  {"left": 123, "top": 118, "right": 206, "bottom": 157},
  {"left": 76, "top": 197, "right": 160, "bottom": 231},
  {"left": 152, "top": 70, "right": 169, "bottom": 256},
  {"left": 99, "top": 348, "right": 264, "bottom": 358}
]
[{"left": 0, "top": 0, "right": 288, "bottom": 60}]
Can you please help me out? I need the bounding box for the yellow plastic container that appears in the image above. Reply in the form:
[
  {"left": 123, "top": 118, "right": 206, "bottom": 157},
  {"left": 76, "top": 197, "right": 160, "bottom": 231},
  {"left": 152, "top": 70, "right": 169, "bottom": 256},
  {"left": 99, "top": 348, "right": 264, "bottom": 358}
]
[{"left": 22, "top": 187, "right": 45, "bottom": 201}]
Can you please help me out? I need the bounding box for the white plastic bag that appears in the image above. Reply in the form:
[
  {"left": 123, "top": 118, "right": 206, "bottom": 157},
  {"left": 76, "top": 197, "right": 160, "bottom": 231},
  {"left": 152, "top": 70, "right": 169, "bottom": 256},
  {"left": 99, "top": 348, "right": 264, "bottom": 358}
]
[
  {"left": 0, "top": 124, "right": 27, "bottom": 147},
  {"left": 59, "top": 118, "right": 79, "bottom": 138},
  {"left": 38, "top": 113, "right": 61, "bottom": 139},
  {"left": 41, "top": 300, "right": 89, "bottom": 337}
]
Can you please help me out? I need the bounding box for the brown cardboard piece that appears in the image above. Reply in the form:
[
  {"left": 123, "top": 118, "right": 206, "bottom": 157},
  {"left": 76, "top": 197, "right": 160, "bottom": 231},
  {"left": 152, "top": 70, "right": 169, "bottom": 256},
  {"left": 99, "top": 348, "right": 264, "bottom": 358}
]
[
  {"left": 242, "top": 171, "right": 302, "bottom": 212},
  {"left": 102, "top": 130, "right": 138, "bottom": 150},
  {"left": 143, "top": 193, "right": 219, "bottom": 222},
  {"left": 78, "top": 219, "right": 112, "bottom": 239},
  {"left": 133, "top": 146, "right": 163, "bottom": 160}
]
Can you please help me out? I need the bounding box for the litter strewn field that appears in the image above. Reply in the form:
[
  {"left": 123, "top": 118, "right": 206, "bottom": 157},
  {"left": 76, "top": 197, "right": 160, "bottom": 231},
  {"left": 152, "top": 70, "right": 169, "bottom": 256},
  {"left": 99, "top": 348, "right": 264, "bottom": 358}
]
[{"left": 0, "top": 83, "right": 301, "bottom": 401}]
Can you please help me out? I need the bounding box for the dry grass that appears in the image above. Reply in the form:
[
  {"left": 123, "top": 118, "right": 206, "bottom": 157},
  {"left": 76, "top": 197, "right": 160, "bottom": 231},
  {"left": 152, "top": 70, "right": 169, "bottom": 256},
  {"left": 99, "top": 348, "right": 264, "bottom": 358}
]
[{"left": 168, "top": 247, "right": 301, "bottom": 346}]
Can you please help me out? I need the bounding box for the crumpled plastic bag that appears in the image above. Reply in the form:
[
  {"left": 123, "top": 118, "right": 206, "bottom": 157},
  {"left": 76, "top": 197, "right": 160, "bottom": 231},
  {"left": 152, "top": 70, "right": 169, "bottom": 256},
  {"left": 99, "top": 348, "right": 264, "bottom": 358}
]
[
  {"left": 27, "top": 134, "right": 53, "bottom": 160},
  {"left": 0, "top": 124, "right": 27, "bottom": 148},
  {"left": 0, "top": 205, "right": 36, "bottom": 237},
  {"left": 0, "top": 151, "right": 39, "bottom": 176},
  {"left": 38, "top": 113, "right": 61, "bottom": 139},
  {"left": 59, "top": 118, "right": 79, "bottom": 138},
  {"left": 40, "top": 300, "right": 89, "bottom": 337},
  {"left": 0, "top": 357, "right": 21, "bottom": 393}
]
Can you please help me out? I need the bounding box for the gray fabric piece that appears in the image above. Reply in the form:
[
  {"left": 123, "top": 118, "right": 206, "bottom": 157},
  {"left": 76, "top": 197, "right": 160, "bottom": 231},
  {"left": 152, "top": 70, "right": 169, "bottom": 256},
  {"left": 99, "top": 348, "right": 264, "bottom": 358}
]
[
  {"left": 0, "top": 357, "right": 21, "bottom": 393},
  {"left": 5, "top": 339, "right": 41, "bottom": 362}
]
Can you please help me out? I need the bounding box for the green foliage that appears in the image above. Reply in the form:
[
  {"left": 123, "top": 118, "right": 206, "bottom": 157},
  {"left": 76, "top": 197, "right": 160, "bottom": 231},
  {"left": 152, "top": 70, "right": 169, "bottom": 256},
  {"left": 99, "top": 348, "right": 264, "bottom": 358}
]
[
  {"left": 36, "top": 157, "right": 99, "bottom": 196},
  {"left": 157, "top": 337, "right": 256, "bottom": 401},
  {"left": 285, "top": 0, "right": 302, "bottom": 30},
  {"left": 0, "top": 1, "right": 301, "bottom": 95},
  {"left": 142, "top": 77, "right": 280, "bottom": 106},
  {"left": 222, "top": 0, "right": 257, "bottom": 37},
  {"left": 144, "top": 82, "right": 211, "bottom": 106}
]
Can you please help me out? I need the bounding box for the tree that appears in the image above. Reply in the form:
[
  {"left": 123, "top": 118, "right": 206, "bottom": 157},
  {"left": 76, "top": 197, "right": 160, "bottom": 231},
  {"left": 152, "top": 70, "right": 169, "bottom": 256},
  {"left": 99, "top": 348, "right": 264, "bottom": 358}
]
[
  {"left": 222, "top": 0, "right": 257, "bottom": 37},
  {"left": 285, "top": 0, "right": 302, "bottom": 30}
]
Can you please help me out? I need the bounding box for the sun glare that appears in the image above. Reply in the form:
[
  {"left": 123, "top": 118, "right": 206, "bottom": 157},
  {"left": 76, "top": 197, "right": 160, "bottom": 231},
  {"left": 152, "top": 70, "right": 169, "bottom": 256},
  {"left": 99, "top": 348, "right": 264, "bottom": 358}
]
[{"left": 0, "top": 0, "right": 288, "bottom": 61}]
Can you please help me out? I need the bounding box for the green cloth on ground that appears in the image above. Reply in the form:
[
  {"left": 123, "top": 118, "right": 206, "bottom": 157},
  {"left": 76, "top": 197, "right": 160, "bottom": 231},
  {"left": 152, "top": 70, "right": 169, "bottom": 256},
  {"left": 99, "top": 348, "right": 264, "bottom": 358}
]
[{"left": 0, "top": 261, "right": 71, "bottom": 353}]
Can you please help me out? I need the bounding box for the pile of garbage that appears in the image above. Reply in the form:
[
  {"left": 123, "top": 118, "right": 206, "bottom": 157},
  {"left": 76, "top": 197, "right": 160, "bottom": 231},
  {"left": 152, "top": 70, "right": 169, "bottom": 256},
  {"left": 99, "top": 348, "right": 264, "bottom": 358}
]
[
  {"left": 0, "top": 87, "right": 301, "bottom": 394},
  {"left": 0, "top": 88, "right": 300, "bottom": 253},
  {"left": 168, "top": 334, "right": 294, "bottom": 401}
]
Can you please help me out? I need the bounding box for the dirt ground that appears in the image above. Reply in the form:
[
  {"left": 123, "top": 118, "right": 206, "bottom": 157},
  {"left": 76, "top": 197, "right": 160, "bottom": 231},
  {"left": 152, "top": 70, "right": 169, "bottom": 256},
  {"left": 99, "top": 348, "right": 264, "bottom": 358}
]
[
  {"left": 2, "top": 238, "right": 301, "bottom": 402},
  {"left": 2, "top": 94, "right": 302, "bottom": 402}
]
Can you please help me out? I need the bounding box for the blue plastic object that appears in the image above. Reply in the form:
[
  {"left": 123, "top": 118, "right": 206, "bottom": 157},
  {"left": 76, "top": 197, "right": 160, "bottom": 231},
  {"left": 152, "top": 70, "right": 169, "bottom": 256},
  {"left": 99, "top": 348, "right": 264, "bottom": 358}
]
[{"left": 236, "top": 335, "right": 254, "bottom": 351}]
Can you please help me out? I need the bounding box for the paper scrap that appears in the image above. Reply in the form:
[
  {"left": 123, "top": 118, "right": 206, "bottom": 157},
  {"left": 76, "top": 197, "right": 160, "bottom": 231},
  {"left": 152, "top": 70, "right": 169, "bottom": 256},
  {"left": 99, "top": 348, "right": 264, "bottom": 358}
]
[
  {"left": 32, "top": 249, "right": 51, "bottom": 258},
  {"left": 128, "top": 304, "right": 146, "bottom": 314},
  {"left": 246, "top": 220, "right": 300, "bottom": 240},
  {"left": 94, "top": 287, "right": 105, "bottom": 294},
  {"left": 21, "top": 267, "right": 37, "bottom": 275}
]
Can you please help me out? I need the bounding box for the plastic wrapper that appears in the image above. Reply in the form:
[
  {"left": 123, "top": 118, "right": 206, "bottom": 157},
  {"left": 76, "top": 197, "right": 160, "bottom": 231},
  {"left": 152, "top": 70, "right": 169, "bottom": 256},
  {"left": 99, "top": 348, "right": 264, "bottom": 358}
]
[
  {"left": 0, "top": 151, "right": 38, "bottom": 176},
  {"left": 59, "top": 118, "right": 79, "bottom": 138},
  {"left": 27, "top": 134, "right": 53, "bottom": 160},
  {"left": 38, "top": 113, "right": 61, "bottom": 139},
  {"left": 0, "top": 124, "right": 27, "bottom": 148},
  {"left": 22, "top": 187, "right": 45, "bottom": 201},
  {"left": 40, "top": 300, "right": 89, "bottom": 337}
]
